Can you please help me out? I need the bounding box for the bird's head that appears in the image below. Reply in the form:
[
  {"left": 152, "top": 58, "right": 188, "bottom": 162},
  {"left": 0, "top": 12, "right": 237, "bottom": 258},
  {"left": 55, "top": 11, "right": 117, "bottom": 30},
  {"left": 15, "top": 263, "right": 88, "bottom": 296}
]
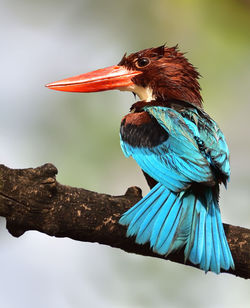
[{"left": 46, "top": 45, "right": 202, "bottom": 108}]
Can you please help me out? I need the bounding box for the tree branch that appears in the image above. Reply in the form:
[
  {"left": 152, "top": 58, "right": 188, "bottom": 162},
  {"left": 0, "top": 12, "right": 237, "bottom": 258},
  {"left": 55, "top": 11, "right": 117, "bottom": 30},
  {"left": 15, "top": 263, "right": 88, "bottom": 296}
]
[{"left": 0, "top": 163, "right": 249, "bottom": 279}]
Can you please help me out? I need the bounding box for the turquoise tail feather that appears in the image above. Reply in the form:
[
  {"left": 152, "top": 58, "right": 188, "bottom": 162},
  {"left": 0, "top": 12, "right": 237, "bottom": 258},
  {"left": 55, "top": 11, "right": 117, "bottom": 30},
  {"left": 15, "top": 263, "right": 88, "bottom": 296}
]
[{"left": 119, "top": 183, "right": 234, "bottom": 274}]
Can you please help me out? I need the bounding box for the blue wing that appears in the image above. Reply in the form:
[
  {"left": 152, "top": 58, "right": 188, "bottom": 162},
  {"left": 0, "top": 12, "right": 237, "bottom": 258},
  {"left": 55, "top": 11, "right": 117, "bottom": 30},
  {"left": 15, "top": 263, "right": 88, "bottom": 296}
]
[
  {"left": 120, "top": 106, "right": 230, "bottom": 192},
  {"left": 180, "top": 107, "right": 230, "bottom": 182}
]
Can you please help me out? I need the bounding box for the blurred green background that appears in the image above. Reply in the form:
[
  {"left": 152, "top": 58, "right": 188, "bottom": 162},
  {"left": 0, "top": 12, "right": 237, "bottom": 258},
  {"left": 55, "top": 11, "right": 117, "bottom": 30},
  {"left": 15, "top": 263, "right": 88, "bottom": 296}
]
[{"left": 1, "top": 0, "right": 250, "bottom": 307}]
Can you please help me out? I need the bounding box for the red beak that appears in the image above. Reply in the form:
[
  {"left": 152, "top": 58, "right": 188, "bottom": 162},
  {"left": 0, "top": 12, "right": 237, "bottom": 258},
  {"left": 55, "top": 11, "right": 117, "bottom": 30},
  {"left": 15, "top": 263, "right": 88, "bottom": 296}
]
[{"left": 45, "top": 65, "right": 141, "bottom": 93}]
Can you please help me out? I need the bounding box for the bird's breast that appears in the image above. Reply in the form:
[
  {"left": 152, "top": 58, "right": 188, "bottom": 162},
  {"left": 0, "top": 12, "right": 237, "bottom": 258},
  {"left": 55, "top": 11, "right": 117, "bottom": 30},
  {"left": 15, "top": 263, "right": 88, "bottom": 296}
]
[{"left": 120, "top": 111, "right": 169, "bottom": 148}]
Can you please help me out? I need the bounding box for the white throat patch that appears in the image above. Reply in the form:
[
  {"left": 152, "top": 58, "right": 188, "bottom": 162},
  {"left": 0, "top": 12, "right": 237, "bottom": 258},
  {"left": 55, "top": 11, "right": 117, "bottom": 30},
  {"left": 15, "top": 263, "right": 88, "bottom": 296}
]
[{"left": 119, "top": 84, "right": 155, "bottom": 102}]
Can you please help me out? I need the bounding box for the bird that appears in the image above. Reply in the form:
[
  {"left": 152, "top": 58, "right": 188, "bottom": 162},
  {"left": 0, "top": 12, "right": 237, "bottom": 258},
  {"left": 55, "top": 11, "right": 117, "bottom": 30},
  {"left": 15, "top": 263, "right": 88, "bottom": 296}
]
[{"left": 46, "top": 44, "right": 235, "bottom": 274}]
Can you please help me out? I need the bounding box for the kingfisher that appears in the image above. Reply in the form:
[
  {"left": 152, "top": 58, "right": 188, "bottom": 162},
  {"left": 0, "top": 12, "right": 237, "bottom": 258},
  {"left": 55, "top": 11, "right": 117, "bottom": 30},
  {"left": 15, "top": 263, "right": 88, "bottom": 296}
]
[{"left": 46, "top": 45, "right": 235, "bottom": 274}]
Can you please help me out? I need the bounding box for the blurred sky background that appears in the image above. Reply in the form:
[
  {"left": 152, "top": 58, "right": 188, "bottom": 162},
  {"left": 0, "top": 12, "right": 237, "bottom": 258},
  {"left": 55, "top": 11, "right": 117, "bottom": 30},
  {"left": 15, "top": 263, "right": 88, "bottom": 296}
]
[{"left": 1, "top": 0, "right": 250, "bottom": 307}]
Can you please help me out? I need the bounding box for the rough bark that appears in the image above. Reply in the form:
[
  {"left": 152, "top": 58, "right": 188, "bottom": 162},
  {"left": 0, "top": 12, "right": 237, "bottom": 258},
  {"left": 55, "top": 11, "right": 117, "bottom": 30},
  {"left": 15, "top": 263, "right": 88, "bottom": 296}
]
[{"left": 0, "top": 163, "right": 249, "bottom": 279}]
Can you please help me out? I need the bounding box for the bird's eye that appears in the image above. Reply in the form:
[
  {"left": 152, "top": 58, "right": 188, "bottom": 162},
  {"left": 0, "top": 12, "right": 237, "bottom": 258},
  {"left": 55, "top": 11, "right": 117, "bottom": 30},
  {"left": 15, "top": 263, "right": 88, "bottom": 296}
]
[{"left": 136, "top": 57, "right": 150, "bottom": 68}]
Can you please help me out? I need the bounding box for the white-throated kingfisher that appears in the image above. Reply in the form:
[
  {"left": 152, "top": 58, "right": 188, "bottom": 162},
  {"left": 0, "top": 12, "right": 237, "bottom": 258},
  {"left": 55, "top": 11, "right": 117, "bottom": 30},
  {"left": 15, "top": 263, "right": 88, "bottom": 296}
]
[{"left": 46, "top": 45, "right": 234, "bottom": 274}]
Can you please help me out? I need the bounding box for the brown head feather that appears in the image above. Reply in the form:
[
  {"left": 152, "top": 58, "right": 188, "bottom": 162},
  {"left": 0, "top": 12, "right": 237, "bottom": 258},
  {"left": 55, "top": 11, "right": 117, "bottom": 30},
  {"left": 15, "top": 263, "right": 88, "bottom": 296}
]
[{"left": 118, "top": 45, "right": 202, "bottom": 108}]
